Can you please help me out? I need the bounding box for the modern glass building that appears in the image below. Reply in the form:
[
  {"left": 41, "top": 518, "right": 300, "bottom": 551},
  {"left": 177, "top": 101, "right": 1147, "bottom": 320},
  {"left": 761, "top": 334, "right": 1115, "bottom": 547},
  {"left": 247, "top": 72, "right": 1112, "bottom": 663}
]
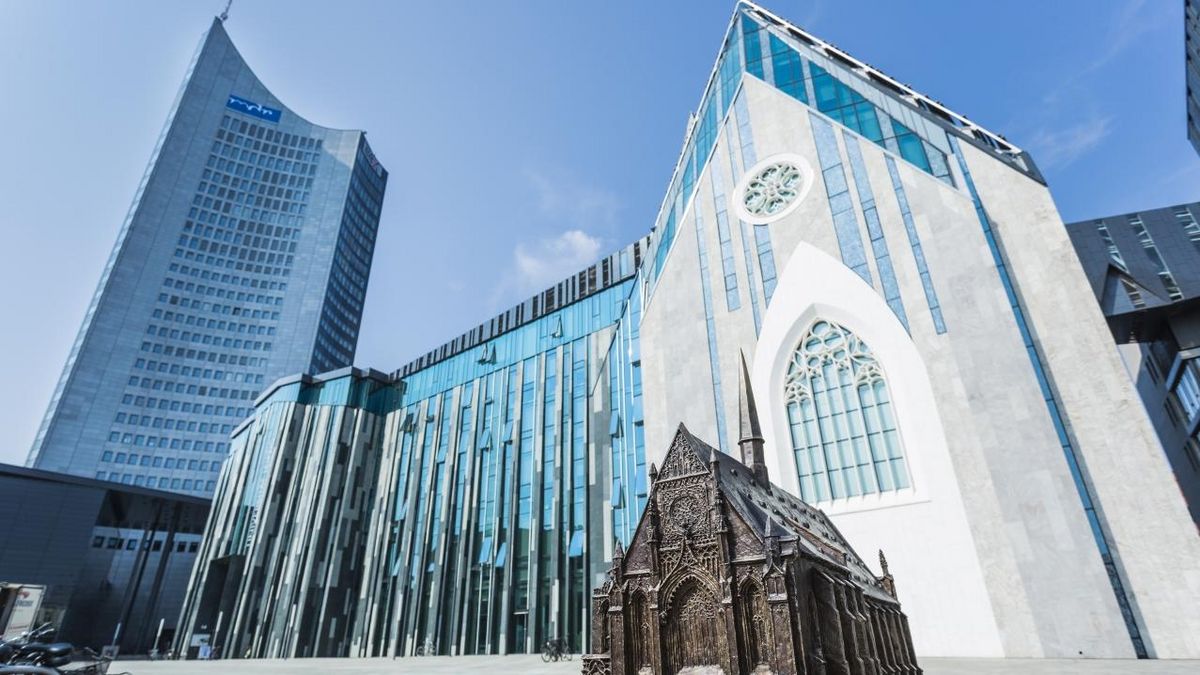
[
  {"left": 177, "top": 240, "right": 648, "bottom": 657},
  {"left": 1065, "top": 202, "right": 1200, "bottom": 526},
  {"left": 26, "top": 17, "right": 387, "bottom": 497},
  {"left": 179, "top": 1, "right": 1200, "bottom": 661}
]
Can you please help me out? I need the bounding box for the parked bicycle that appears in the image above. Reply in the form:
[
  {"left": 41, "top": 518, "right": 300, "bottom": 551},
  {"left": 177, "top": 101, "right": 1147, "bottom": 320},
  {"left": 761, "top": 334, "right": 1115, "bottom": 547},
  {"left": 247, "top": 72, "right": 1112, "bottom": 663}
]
[
  {"left": 540, "top": 637, "right": 572, "bottom": 662},
  {"left": 413, "top": 637, "right": 435, "bottom": 656},
  {"left": 0, "top": 623, "right": 118, "bottom": 674}
]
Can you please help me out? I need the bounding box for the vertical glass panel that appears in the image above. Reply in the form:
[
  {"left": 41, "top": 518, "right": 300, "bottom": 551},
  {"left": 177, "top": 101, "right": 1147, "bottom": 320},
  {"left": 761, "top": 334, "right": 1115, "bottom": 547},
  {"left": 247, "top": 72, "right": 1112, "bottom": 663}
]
[
  {"left": 1128, "top": 215, "right": 1183, "bottom": 300},
  {"left": 742, "top": 14, "right": 765, "bottom": 79},
  {"left": 892, "top": 121, "right": 932, "bottom": 173},
  {"left": 768, "top": 34, "right": 806, "bottom": 102}
]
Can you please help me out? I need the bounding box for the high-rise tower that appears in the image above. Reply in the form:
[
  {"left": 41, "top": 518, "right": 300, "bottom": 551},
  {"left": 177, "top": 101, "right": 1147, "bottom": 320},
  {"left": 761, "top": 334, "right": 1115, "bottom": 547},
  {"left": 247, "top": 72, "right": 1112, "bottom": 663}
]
[
  {"left": 26, "top": 17, "right": 387, "bottom": 496},
  {"left": 1188, "top": 0, "right": 1199, "bottom": 155}
]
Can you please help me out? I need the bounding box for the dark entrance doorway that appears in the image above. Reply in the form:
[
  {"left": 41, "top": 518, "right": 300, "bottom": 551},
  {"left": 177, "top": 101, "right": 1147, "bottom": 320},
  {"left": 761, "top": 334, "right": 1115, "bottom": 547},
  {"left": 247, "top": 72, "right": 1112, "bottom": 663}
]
[{"left": 663, "top": 580, "right": 723, "bottom": 672}]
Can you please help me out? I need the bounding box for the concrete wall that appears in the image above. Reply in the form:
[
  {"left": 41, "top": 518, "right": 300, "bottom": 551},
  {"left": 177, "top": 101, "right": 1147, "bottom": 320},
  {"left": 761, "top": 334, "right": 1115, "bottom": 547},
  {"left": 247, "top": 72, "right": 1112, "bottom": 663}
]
[{"left": 962, "top": 140, "right": 1200, "bottom": 659}]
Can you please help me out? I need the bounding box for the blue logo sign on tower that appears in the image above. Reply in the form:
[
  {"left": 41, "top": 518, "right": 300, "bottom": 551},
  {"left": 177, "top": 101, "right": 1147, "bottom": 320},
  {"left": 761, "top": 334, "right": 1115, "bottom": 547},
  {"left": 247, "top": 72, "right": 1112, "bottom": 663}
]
[{"left": 226, "top": 95, "right": 281, "bottom": 123}]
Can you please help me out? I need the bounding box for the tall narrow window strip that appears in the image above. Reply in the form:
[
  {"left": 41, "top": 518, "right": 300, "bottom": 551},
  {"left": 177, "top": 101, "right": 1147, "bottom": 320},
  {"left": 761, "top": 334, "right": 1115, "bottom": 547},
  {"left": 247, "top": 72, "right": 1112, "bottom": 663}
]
[
  {"left": 742, "top": 14, "right": 765, "bottom": 79},
  {"left": 711, "top": 164, "right": 741, "bottom": 311},
  {"left": 810, "top": 113, "right": 872, "bottom": 283},
  {"left": 843, "top": 132, "right": 908, "bottom": 329},
  {"left": 884, "top": 156, "right": 945, "bottom": 333},
  {"left": 1173, "top": 360, "right": 1200, "bottom": 420},
  {"left": 694, "top": 208, "right": 731, "bottom": 453},
  {"left": 718, "top": 23, "right": 743, "bottom": 114},
  {"left": 1175, "top": 206, "right": 1200, "bottom": 254},
  {"left": 734, "top": 91, "right": 758, "bottom": 169},
  {"left": 1095, "top": 221, "right": 1128, "bottom": 271},
  {"left": 1129, "top": 215, "right": 1183, "bottom": 300},
  {"left": 785, "top": 320, "right": 910, "bottom": 503},
  {"left": 728, "top": 106, "right": 763, "bottom": 333},
  {"left": 754, "top": 226, "right": 778, "bottom": 304}
]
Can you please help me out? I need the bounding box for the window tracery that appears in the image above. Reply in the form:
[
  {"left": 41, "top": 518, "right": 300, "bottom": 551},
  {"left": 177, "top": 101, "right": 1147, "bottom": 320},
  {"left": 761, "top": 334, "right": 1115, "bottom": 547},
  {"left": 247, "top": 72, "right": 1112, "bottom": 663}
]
[
  {"left": 784, "top": 320, "right": 909, "bottom": 502},
  {"left": 743, "top": 161, "right": 804, "bottom": 218}
]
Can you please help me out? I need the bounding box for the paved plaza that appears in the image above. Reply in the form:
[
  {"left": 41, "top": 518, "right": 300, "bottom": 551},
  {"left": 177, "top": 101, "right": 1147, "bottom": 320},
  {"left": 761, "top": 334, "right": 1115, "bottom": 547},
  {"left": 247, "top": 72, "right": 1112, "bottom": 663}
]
[{"left": 110, "top": 655, "right": 1200, "bottom": 674}]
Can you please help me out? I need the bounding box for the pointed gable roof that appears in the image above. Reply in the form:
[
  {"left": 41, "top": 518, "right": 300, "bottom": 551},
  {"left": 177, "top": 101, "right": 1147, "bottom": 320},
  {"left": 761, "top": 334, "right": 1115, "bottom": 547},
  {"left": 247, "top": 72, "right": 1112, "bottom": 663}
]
[
  {"left": 1099, "top": 262, "right": 1167, "bottom": 314},
  {"left": 660, "top": 423, "right": 892, "bottom": 600}
]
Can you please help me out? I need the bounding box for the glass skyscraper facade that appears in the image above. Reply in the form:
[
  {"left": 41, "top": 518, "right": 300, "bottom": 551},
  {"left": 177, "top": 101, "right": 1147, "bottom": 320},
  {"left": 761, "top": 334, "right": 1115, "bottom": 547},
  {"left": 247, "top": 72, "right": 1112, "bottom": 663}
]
[
  {"left": 179, "top": 1, "right": 1200, "bottom": 662},
  {"left": 26, "top": 17, "right": 387, "bottom": 497}
]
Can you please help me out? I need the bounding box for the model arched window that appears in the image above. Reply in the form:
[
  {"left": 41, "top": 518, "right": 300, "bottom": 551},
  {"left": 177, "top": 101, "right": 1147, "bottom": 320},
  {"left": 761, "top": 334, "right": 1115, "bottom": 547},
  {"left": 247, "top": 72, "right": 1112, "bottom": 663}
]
[{"left": 784, "top": 320, "right": 909, "bottom": 502}]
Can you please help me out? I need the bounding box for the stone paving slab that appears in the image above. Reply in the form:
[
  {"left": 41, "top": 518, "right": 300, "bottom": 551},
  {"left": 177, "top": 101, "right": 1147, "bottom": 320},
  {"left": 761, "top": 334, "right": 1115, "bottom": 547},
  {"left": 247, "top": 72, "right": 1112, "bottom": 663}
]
[{"left": 110, "top": 655, "right": 1200, "bottom": 674}]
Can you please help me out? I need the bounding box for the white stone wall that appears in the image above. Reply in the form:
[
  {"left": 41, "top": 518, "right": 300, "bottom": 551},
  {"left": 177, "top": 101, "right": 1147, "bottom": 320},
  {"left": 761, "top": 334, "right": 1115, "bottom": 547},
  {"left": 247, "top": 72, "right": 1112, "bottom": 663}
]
[{"left": 962, "top": 140, "right": 1200, "bottom": 659}]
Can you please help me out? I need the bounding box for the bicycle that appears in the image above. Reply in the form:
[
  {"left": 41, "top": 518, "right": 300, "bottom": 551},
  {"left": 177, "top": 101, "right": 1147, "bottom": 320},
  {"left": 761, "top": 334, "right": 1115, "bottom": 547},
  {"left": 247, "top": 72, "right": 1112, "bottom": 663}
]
[
  {"left": 540, "top": 637, "right": 572, "bottom": 662},
  {"left": 413, "top": 637, "right": 435, "bottom": 656}
]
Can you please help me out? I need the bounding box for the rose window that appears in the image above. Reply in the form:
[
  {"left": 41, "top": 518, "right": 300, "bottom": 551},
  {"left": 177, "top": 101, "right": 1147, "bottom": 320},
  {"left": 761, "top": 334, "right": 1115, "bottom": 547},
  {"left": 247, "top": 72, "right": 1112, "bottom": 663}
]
[{"left": 742, "top": 162, "right": 804, "bottom": 217}]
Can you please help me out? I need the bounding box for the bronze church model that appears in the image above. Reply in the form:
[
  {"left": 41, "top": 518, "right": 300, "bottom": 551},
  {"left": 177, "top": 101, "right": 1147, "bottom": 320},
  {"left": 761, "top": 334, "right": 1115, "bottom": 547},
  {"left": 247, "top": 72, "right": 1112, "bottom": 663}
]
[{"left": 582, "top": 356, "right": 920, "bottom": 675}]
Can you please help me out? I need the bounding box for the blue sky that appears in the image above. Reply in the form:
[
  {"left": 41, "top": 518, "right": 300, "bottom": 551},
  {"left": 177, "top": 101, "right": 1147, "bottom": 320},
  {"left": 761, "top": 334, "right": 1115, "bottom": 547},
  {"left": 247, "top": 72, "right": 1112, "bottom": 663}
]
[{"left": 0, "top": 0, "right": 1196, "bottom": 465}]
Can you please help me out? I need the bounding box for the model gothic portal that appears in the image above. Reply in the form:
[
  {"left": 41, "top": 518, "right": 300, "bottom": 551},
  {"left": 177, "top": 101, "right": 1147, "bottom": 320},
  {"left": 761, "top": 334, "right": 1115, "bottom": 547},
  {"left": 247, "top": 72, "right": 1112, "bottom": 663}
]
[{"left": 583, "top": 356, "right": 919, "bottom": 675}]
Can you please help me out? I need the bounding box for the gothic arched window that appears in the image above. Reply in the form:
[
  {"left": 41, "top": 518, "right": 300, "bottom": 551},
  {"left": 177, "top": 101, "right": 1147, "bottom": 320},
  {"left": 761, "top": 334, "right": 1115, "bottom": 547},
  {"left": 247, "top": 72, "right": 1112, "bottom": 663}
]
[{"left": 784, "top": 320, "right": 909, "bottom": 502}]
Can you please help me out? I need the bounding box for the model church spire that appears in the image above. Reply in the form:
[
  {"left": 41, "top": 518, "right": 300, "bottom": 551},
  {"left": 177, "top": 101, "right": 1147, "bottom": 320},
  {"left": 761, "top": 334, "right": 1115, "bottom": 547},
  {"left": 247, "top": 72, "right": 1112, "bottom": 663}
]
[{"left": 738, "top": 351, "right": 769, "bottom": 484}]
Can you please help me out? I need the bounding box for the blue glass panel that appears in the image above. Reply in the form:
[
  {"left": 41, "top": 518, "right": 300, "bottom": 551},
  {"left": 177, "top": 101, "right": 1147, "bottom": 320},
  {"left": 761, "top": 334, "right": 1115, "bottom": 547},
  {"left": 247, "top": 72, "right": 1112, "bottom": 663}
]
[
  {"left": 710, "top": 164, "right": 740, "bottom": 312},
  {"left": 810, "top": 62, "right": 842, "bottom": 111},
  {"left": 844, "top": 132, "right": 907, "bottom": 327},
  {"left": 742, "top": 14, "right": 764, "bottom": 79},
  {"left": 727, "top": 101, "right": 764, "bottom": 334},
  {"left": 810, "top": 114, "right": 871, "bottom": 282},
  {"left": 719, "top": 26, "right": 743, "bottom": 112},
  {"left": 854, "top": 103, "right": 883, "bottom": 143},
  {"left": 754, "top": 225, "right": 778, "bottom": 304},
  {"left": 682, "top": 150, "right": 696, "bottom": 206},
  {"left": 768, "top": 34, "right": 806, "bottom": 103},
  {"left": 609, "top": 412, "right": 622, "bottom": 437},
  {"left": 893, "top": 121, "right": 932, "bottom": 173},
  {"left": 884, "top": 156, "right": 945, "bottom": 333}
]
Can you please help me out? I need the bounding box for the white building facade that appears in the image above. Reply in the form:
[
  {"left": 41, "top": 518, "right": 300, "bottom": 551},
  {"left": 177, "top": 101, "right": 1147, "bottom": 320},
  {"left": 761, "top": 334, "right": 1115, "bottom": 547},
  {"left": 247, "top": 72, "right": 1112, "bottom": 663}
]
[{"left": 637, "top": 2, "right": 1200, "bottom": 660}]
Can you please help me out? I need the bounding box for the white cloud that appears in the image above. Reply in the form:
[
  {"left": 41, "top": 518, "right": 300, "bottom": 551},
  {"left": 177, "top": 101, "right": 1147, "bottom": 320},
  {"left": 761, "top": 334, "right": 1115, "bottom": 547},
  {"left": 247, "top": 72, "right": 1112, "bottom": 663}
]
[
  {"left": 511, "top": 229, "right": 605, "bottom": 296},
  {"left": 1083, "top": 0, "right": 1161, "bottom": 75},
  {"left": 483, "top": 169, "right": 620, "bottom": 312},
  {"left": 795, "top": 0, "right": 824, "bottom": 31},
  {"left": 525, "top": 169, "right": 620, "bottom": 233},
  {"left": 1027, "top": 115, "right": 1113, "bottom": 169}
]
